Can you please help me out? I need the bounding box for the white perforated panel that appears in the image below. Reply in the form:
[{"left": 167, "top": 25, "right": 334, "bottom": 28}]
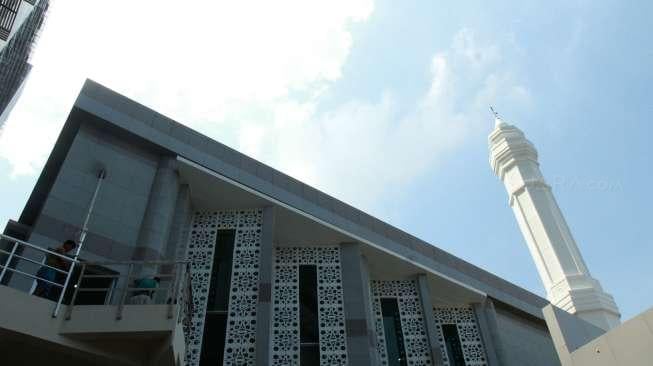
[
  {"left": 433, "top": 307, "right": 487, "bottom": 366},
  {"left": 371, "top": 280, "right": 432, "bottom": 366},
  {"left": 185, "top": 210, "right": 262, "bottom": 366},
  {"left": 271, "top": 247, "right": 348, "bottom": 366}
]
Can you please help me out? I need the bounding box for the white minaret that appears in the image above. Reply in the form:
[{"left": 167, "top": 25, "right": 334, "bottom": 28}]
[{"left": 488, "top": 111, "right": 620, "bottom": 330}]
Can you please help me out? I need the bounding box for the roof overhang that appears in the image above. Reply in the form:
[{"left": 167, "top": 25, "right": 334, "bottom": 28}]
[{"left": 178, "top": 156, "right": 486, "bottom": 305}]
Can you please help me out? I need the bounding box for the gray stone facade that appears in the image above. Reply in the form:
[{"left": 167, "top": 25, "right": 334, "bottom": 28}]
[{"left": 490, "top": 304, "right": 560, "bottom": 366}]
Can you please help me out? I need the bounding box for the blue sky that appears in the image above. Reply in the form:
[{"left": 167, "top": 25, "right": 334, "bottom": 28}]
[{"left": 0, "top": 0, "right": 651, "bottom": 320}]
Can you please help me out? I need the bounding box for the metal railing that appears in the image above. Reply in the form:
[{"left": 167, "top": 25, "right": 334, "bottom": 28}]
[
  {"left": 0, "top": 233, "right": 192, "bottom": 323},
  {"left": 0, "top": 233, "right": 77, "bottom": 317},
  {"left": 64, "top": 260, "right": 191, "bottom": 321}
]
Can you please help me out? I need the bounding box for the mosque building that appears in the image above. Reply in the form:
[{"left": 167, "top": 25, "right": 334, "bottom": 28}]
[{"left": 1, "top": 80, "right": 648, "bottom": 366}]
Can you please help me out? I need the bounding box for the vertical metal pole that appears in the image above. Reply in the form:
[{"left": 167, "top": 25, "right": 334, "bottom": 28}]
[
  {"left": 53, "top": 170, "right": 105, "bottom": 318},
  {"left": 0, "top": 241, "right": 19, "bottom": 283},
  {"left": 167, "top": 263, "right": 179, "bottom": 319},
  {"left": 77, "top": 169, "right": 106, "bottom": 256},
  {"left": 105, "top": 278, "right": 116, "bottom": 305},
  {"left": 117, "top": 263, "right": 134, "bottom": 320},
  {"left": 52, "top": 258, "right": 74, "bottom": 318},
  {"left": 64, "top": 263, "right": 86, "bottom": 320}
]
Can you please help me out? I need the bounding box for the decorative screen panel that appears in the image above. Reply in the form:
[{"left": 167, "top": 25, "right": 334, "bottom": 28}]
[
  {"left": 433, "top": 307, "right": 487, "bottom": 366},
  {"left": 185, "top": 210, "right": 263, "bottom": 366},
  {"left": 271, "top": 247, "right": 348, "bottom": 366},
  {"left": 371, "top": 280, "right": 432, "bottom": 366}
]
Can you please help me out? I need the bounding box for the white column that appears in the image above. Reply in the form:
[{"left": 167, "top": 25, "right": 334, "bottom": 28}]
[{"left": 489, "top": 117, "right": 620, "bottom": 330}]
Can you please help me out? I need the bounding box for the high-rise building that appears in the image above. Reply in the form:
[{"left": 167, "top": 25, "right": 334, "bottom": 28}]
[
  {"left": 0, "top": 0, "right": 49, "bottom": 129},
  {"left": 0, "top": 81, "right": 648, "bottom": 366}
]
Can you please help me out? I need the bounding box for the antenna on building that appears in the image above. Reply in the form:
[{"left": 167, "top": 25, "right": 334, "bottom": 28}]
[
  {"left": 490, "top": 106, "right": 499, "bottom": 118},
  {"left": 490, "top": 106, "right": 506, "bottom": 127}
]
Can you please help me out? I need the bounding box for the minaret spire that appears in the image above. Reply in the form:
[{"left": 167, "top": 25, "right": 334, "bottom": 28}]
[
  {"left": 489, "top": 106, "right": 499, "bottom": 118},
  {"left": 490, "top": 106, "right": 507, "bottom": 127},
  {"left": 488, "top": 113, "right": 620, "bottom": 330}
]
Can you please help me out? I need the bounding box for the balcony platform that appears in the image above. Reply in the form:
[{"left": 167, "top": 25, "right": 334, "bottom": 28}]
[{"left": 0, "top": 285, "right": 186, "bottom": 366}]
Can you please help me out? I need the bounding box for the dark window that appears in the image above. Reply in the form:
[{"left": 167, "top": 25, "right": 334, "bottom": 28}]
[
  {"left": 200, "top": 230, "right": 235, "bottom": 366},
  {"left": 442, "top": 324, "right": 466, "bottom": 366},
  {"left": 299, "top": 265, "right": 319, "bottom": 365},
  {"left": 381, "top": 298, "right": 407, "bottom": 366},
  {"left": 0, "top": 0, "right": 21, "bottom": 40},
  {"left": 207, "top": 230, "right": 235, "bottom": 312}
]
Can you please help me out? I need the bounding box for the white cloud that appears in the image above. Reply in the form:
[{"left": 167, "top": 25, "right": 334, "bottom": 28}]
[
  {"left": 0, "top": 1, "right": 531, "bottom": 216},
  {"left": 0, "top": 0, "right": 374, "bottom": 175},
  {"left": 452, "top": 28, "right": 501, "bottom": 70},
  {"left": 231, "top": 28, "right": 534, "bottom": 210}
]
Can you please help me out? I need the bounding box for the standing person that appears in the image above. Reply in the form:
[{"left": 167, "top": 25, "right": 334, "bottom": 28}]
[{"left": 34, "top": 239, "right": 76, "bottom": 300}]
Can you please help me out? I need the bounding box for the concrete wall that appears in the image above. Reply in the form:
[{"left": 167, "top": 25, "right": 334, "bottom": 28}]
[
  {"left": 29, "top": 123, "right": 159, "bottom": 261},
  {"left": 0, "top": 284, "right": 170, "bottom": 366},
  {"left": 570, "top": 307, "right": 653, "bottom": 366},
  {"left": 545, "top": 305, "right": 653, "bottom": 366},
  {"left": 492, "top": 306, "right": 560, "bottom": 366},
  {"left": 542, "top": 304, "right": 605, "bottom": 361}
]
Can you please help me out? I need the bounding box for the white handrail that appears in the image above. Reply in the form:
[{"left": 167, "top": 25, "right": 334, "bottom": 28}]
[
  {"left": 0, "top": 234, "right": 76, "bottom": 287},
  {"left": 64, "top": 260, "right": 192, "bottom": 321},
  {"left": 0, "top": 233, "right": 78, "bottom": 262},
  {"left": 0, "top": 234, "right": 192, "bottom": 324}
]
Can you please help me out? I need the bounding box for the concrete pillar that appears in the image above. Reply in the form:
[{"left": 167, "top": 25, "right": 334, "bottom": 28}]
[
  {"left": 134, "top": 156, "right": 179, "bottom": 261},
  {"left": 478, "top": 299, "right": 508, "bottom": 365},
  {"left": 416, "top": 274, "right": 445, "bottom": 366},
  {"left": 165, "top": 184, "right": 191, "bottom": 261},
  {"left": 472, "top": 299, "right": 502, "bottom": 366},
  {"left": 340, "top": 242, "right": 379, "bottom": 366},
  {"left": 255, "top": 206, "right": 275, "bottom": 366}
]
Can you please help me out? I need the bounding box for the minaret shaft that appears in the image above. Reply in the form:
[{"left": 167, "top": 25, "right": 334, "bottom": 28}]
[
  {"left": 507, "top": 163, "right": 589, "bottom": 286},
  {"left": 489, "top": 119, "right": 620, "bottom": 330}
]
